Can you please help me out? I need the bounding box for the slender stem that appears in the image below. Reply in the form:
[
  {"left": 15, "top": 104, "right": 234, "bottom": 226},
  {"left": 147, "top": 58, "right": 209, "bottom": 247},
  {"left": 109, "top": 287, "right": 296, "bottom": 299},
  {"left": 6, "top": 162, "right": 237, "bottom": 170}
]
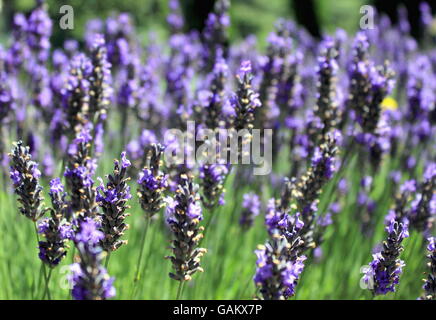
[
  {"left": 43, "top": 269, "right": 53, "bottom": 300},
  {"left": 199, "top": 207, "right": 216, "bottom": 246},
  {"left": 133, "top": 217, "right": 151, "bottom": 283},
  {"left": 176, "top": 281, "right": 185, "bottom": 300},
  {"left": 104, "top": 252, "right": 111, "bottom": 269},
  {"left": 33, "top": 222, "right": 49, "bottom": 300},
  {"left": 34, "top": 263, "right": 43, "bottom": 299},
  {"left": 138, "top": 221, "right": 157, "bottom": 296}
]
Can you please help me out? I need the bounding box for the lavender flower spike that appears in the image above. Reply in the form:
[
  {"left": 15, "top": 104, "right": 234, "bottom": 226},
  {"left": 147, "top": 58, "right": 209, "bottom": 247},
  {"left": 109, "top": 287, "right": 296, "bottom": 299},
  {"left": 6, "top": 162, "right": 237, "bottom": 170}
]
[
  {"left": 199, "top": 159, "right": 229, "bottom": 209},
  {"left": 410, "top": 163, "right": 436, "bottom": 232},
  {"left": 38, "top": 178, "right": 73, "bottom": 267},
  {"left": 97, "top": 152, "right": 132, "bottom": 252},
  {"left": 314, "top": 38, "right": 340, "bottom": 135},
  {"left": 420, "top": 237, "right": 436, "bottom": 300},
  {"left": 363, "top": 219, "right": 409, "bottom": 295},
  {"left": 240, "top": 192, "right": 261, "bottom": 230},
  {"left": 70, "top": 218, "right": 116, "bottom": 300},
  {"left": 62, "top": 53, "right": 93, "bottom": 135},
  {"left": 64, "top": 127, "right": 98, "bottom": 221},
  {"left": 254, "top": 230, "right": 306, "bottom": 300},
  {"left": 231, "top": 60, "right": 262, "bottom": 132},
  {"left": 27, "top": 0, "right": 52, "bottom": 64},
  {"left": 294, "top": 130, "right": 340, "bottom": 253},
  {"left": 89, "top": 33, "right": 113, "bottom": 124},
  {"left": 9, "top": 141, "right": 44, "bottom": 221},
  {"left": 166, "top": 174, "right": 207, "bottom": 281},
  {"left": 137, "top": 144, "right": 168, "bottom": 218}
]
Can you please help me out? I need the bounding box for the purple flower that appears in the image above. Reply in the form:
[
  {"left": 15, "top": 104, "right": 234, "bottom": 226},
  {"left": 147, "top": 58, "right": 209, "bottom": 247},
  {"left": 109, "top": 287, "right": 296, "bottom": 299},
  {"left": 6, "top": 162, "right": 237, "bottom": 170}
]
[
  {"left": 9, "top": 141, "right": 45, "bottom": 221},
  {"left": 38, "top": 179, "right": 73, "bottom": 267},
  {"left": 9, "top": 169, "right": 21, "bottom": 186},
  {"left": 97, "top": 153, "right": 132, "bottom": 251},
  {"left": 187, "top": 202, "right": 202, "bottom": 220},
  {"left": 238, "top": 60, "right": 252, "bottom": 79},
  {"left": 166, "top": 175, "right": 206, "bottom": 281},
  {"left": 70, "top": 219, "right": 115, "bottom": 300},
  {"left": 243, "top": 193, "right": 261, "bottom": 216},
  {"left": 199, "top": 160, "right": 229, "bottom": 209},
  {"left": 420, "top": 237, "right": 436, "bottom": 299},
  {"left": 27, "top": 2, "right": 52, "bottom": 63},
  {"left": 138, "top": 169, "right": 167, "bottom": 191},
  {"left": 363, "top": 219, "right": 408, "bottom": 295},
  {"left": 254, "top": 230, "right": 306, "bottom": 300},
  {"left": 400, "top": 180, "right": 416, "bottom": 194},
  {"left": 420, "top": 2, "right": 433, "bottom": 27},
  {"left": 239, "top": 192, "right": 261, "bottom": 229},
  {"left": 120, "top": 151, "right": 131, "bottom": 168},
  {"left": 75, "top": 218, "right": 104, "bottom": 245},
  {"left": 49, "top": 177, "right": 64, "bottom": 194},
  {"left": 137, "top": 144, "right": 168, "bottom": 217}
]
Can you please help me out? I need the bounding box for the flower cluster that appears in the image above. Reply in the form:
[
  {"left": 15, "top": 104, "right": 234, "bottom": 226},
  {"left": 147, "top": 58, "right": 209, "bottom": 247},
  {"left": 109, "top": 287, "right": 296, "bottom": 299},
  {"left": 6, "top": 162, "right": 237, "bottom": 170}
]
[
  {"left": 258, "top": 20, "right": 292, "bottom": 131},
  {"left": 89, "top": 33, "right": 113, "bottom": 125},
  {"left": 166, "top": 174, "right": 206, "bottom": 281},
  {"left": 409, "top": 163, "right": 436, "bottom": 232},
  {"left": 254, "top": 230, "right": 306, "bottom": 300},
  {"left": 199, "top": 160, "right": 229, "bottom": 209},
  {"left": 363, "top": 219, "right": 409, "bottom": 295},
  {"left": 420, "top": 237, "right": 436, "bottom": 300},
  {"left": 202, "top": 0, "right": 230, "bottom": 72},
  {"left": 64, "top": 127, "right": 98, "bottom": 221},
  {"left": 26, "top": 0, "right": 52, "bottom": 64},
  {"left": 70, "top": 218, "right": 116, "bottom": 300},
  {"left": 38, "top": 178, "right": 73, "bottom": 267},
  {"left": 97, "top": 152, "right": 132, "bottom": 252},
  {"left": 137, "top": 144, "right": 168, "bottom": 217},
  {"left": 231, "top": 60, "right": 262, "bottom": 132},
  {"left": 314, "top": 38, "right": 340, "bottom": 136},
  {"left": 203, "top": 57, "right": 229, "bottom": 129},
  {"left": 62, "top": 53, "right": 93, "bottom": 135},
  {"left": 9, "top": 141, "right": 44, "bottom": 221},
  {"left": 292, "top": 131, "right": 340, "bottom": 253},
  {"left": 240, "top": 192, "right": 261, "bottom": 229},
  {"left": 384, "top": 179, "right": 416, "bottom": 225}
]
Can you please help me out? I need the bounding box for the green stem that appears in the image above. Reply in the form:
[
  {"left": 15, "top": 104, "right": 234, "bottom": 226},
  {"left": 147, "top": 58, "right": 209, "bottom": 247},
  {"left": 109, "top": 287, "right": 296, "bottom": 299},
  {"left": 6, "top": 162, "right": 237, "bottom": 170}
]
[
  {"left": 133, "top": 217, "right": 151, "bottom": 283},
  {"left": 33, "top": 222, "right": 49, "bottom": 300},
  {"left": 43, "top": 269, "right": 53, "bottom": 300},
  {"left": 199, "top": 207, "right": 216, "bottom": 246},
  {"left": 71, "top": 246, "right": 76, "bottom": 263},
  {"left": 176, "top": 281, "right": 185, "bottom": 300},
  {"left": 130, "top": 217, "right": 151, "bottom": 299},
  {"left": 138, "top": 222, "right": 157, "bottom": 297},
  {"left": 104, "top": 252, "right": 111, "bottom": 269}
]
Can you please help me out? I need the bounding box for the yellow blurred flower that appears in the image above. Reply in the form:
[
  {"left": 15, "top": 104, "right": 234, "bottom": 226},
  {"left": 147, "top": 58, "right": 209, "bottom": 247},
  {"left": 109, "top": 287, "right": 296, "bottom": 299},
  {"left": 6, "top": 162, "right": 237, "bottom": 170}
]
[{"left": 381, "top": 96, "right": 398, "bottom": 111}]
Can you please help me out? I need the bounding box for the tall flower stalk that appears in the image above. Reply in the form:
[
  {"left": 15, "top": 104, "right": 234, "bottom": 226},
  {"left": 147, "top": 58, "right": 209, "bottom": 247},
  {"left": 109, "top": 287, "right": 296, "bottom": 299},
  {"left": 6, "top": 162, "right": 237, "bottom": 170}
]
[
  {"left": 363, "top": 219, "right": 409, "bottom": 296},
  {"left": 254, "top": 230, "right": 306, "bottom": 300},
  {"left": 69, "top": 218, "right": 116, "bottom": 300},
  {"left": 134, "top": 144, "right": 168, "bottom": 284},
  {"left": 64, "top": 127, "right": 98, "bottom": 222},
  {"left": 420, "top": 237, "right": 436, "bottom": 300},
  {"left": 37, "top": 178, "right": 73, "bottom": 298},
  {"left": 166, "top": 174, "right": 206, "bottom": 298},
  {"left": 96, "top": 152, "right": 132, "bottom": 264},
  {"left": 9, "top": 141, "right": 50, "bottom": 298},
  {"left": 256, "top": 179, "right": 306, "bottom": 299}
]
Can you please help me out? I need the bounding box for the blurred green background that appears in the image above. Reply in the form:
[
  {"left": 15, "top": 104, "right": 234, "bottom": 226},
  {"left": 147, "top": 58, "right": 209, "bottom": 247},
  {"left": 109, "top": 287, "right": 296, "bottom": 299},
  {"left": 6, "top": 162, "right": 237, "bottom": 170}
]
[{"left": 0, "top": 0, "right": 370, "bottom": 48}]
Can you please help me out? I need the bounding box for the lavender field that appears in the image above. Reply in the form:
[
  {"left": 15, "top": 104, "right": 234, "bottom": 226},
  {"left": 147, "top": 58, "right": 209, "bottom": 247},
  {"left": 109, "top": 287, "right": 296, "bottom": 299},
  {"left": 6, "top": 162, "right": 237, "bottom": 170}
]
[{"left": 0, "top": 0, "right": 435, "bottom": 300}]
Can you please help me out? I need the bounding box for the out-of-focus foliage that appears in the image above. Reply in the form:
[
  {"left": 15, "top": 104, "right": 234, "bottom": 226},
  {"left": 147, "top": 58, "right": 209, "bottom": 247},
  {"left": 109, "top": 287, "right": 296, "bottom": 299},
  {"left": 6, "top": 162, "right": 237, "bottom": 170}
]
[{"left": 1, "top": 0, "right": 371, "bottom": 49}]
